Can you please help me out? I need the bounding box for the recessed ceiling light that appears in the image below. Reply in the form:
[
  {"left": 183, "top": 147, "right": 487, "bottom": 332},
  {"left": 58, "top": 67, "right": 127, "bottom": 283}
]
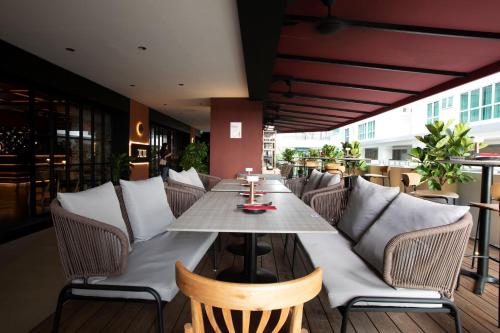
[
  {"left": 130, "top": 84, "right": 135, "bottom": 87},
  {"left": 138, "top": 46, "right": 147, "bottom": 51},
  {"left": 65, "top": 47, "right": 75, "bottom": 52},
  {"left": 178, "top": 83, "right": 184, "bottom": 86}
]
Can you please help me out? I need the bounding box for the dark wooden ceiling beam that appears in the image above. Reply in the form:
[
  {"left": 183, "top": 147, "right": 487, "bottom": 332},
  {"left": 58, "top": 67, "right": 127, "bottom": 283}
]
[
  {"left": 266, "top": 112, "right": 342, "bottom": 124},
  {"left": 268, "top": 101, "right": 370, "bottom": 114},
  {"left": 271, "top": 115, "right": 341, "bottom": 126},
  {"left": 285, "top": 15, "right": 500, "bottom": 41},
  {"left": 267, "top": 107, "right": 355, "bottom": 120},
  {"left": 272, "top": 75, "right": 418, "bottom": 95},
  {"left": 277, "top": 53, "right": 468, "bottom": 77},
  {"left": 272, "top": 119, "right": 331, "bottom": 128},
  {"left": 269, "top": 91, "right": 389, "bottom": 106}
]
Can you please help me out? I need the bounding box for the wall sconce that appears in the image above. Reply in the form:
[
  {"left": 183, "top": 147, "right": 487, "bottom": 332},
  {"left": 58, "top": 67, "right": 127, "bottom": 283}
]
[{"left": 136, "top": 121, "right": 144, "bottom": 137}]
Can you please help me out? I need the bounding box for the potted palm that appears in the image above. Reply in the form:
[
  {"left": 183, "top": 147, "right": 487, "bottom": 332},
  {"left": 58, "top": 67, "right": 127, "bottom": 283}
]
[
  {"left": 341, "top": 141, "right": 368, "bottom": 175},
  {"left": 110, "top": 153, "right": 134, "bottom": 185},
  {"left": 410, "top": 120, "right": 481, "bottom": 190}
]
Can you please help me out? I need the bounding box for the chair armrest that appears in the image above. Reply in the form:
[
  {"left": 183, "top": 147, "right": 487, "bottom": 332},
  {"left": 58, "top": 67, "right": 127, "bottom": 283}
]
[
  {"left": 165, "top": 185, "right": 198, "bottom": 217},
  {"left": 286, "top": 177, "right": 307, "bottom": 197},
  {"left": 301, "top": 182, "right": 343, "bottom": 206},
  {"left": 166, "top": 178, "right": 205, "bottom": 200},
  {"left": 383, "top": 213, "right": 473, "bottom": 298},
  {"left": 198, "top": 173, "right": 222, "bottom": 191},
  {"left": 50, "top": 200, "right": 129, "bottom": 282},
  {"left": 310, "top": 188, "right": 350, "bottom": 225}
]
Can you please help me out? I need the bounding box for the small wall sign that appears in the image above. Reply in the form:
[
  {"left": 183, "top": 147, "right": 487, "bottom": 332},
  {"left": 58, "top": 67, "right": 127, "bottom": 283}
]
[
  {"left": 230, "top": 122, "right": 242, "bottom": 139},
  {"left": 130, "top": 143, "right": 150, "bottom": 163}
]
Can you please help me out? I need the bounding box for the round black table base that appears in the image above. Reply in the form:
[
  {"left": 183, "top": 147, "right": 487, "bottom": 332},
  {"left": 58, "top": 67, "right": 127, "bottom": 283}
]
[
  {"left": 460, "top": 269, "right": 499, "bottom": 294},
  {"left": 216, "top": 267, "right": 277, "bottom": 283},
  {"left": 227, "top": 242, "right": 272, "bottom": 257}
]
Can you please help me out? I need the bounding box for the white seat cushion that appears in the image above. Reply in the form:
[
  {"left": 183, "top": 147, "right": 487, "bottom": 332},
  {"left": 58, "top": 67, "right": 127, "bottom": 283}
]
[
  {"left": 120, "top": 176, "right": 176, "bottom": 242},
  {"left": 297, "top": 233, "right": 441, "bottom": 308},
  {"left": 57, "top": 181, "right": 131, "bottom": 249},
  {"left": 169, "top": 169, "right": 193, "bottom": 185},
  {"left": 184, "top": 168, "right": 205, "bottom": 189},
  {"left": 73, "top": 231, "right": 218, "bottom": 302}
]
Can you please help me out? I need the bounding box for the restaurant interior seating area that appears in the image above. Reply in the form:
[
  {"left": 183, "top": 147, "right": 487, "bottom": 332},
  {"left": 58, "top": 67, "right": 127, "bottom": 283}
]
[{"left": 1, "top": 0, "right": 500, "bottom": 332}]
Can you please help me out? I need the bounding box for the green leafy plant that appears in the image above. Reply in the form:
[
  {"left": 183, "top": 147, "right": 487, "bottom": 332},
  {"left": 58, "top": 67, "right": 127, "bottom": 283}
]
[
  {"left": 110, "top": 153, "right": 133, "bottom": 185},
  {"left": 322, "top": 144, "right": 343, "bottom": 163},
  {"left": 179, "top": 142, "right": 209, "bottom": 174},
  {"left": 307, "top": 148, "right": 321, "bottom": 159},
  {"left": 341, "top": 141, "right": 368, "bottom": 174},
  {"left": 281, "top": 148, "right": 296, "bottom": 164},
  {"left": 410, "top": 120, "right": 482, "bottom": 190}
]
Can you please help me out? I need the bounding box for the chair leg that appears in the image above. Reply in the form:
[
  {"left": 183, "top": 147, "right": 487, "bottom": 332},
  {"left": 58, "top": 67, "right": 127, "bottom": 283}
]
[
  {"left": 156, "top": 300, "right": 165, "bottom": 333},
  {"left": 52, "top": 285, "right": 72, "bottom": 333},
  {"left": 449, "top": 302, "right": 462, "bottom": 333},
  {"left": 340, "top": 307, "right": 350, "bottom": 333},
  {"left": 472, "top": 215, "right": 481, "bottom": 269}
]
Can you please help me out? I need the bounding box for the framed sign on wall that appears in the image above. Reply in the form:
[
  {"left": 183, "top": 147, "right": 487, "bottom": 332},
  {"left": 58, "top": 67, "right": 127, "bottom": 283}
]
[
  {"left": 130, "top": 143, "right": 150, "bottom": 163},
  {"left": 230, "top": 122, "right": 242, "bottom": 139}
]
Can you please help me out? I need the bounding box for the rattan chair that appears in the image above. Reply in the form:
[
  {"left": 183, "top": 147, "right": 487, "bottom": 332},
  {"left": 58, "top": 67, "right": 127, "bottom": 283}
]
[
  {"left": 175, "top": 261, "right": 322, "bottom": 333},
  {"left": 166, "top": 172, "right": 222, "bottom": 199},
  {"left": 50, "top": 185, "right": 217, "bottom": 333},
  {"left": 297, "top": 187, "right": 472, "bottom": 333}
]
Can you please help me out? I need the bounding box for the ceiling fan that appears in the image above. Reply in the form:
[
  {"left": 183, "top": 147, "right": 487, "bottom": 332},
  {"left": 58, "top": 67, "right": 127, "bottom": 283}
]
[
  {"left": 316, "top": 0, "right": 349, "bottom": 34},
  {"left": 284, "top": 0, "right": 349, "bottom": 35}
]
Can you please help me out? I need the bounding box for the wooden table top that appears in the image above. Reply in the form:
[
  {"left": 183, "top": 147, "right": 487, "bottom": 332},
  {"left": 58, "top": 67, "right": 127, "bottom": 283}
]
[
  {"left": 166, "top": 191, "right": 337, "bottom": 234},
  {"left": 441, "top": 159, "right": 500, "bottom": 167},
  {"left": 211, "top": 179, "right": 291, "bottom": 193},
  {"left": 412, "top": 189, "right": 459, "bottom": 199}
]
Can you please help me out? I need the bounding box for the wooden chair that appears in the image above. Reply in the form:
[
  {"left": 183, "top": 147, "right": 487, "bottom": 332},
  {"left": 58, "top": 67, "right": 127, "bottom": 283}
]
[
  {"left": 175, "top": 261, "right": 322, "bottom": 333},
  {"left": 469, "top": 183, "right": 500, "bottom": 268},
  {"left": 363, "top": 166, "right": 390, "bottom": 186},
  {"left": 401, "top": 172, "right": 459, "bottom": 205}
]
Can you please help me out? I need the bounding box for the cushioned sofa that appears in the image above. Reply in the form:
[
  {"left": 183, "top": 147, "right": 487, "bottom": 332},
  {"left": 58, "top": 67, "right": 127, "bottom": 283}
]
[
  {"left": 295, "top": 177, "right": 472, "bottom": 333},
  {"left": 286, "top": 169, "right": 342, "bottom": 205},
  {"left": 50, "top": 180, "right": 217, "bottom": 333}
]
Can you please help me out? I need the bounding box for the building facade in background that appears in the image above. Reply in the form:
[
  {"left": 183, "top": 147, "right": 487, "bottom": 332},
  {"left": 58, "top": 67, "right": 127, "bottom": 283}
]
[{"left": 277, "top": 72, "right": 500, "bottom": 165}]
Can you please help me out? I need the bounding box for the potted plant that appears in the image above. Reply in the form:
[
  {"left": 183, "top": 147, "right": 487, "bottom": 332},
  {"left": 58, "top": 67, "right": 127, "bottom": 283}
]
[
  {"left": 110, "top": 153, "right": 134, "bottom": 185},
  {"left": 179, "top": 142, "right": 209, "bottom": 173},
  {"left": 305, "top": 148, "right": 321, "bottom": 168},
  {"left": 410, "top": 120, "right": 481, "bottom": 190},
  {"left": 341, "top": 141, "right": 368, "bottom": 175},
  {"left": 281, "top": 148, "right": 296, "bottom": 164},
  {"left": 322, "top": 144, "right": 344, "bottom": 171}
]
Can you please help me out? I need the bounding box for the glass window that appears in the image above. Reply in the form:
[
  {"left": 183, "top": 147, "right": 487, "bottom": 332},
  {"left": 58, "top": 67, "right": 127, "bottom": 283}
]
[
  {"left": 448, "top": 96, "right": 453, "bottom": 108},
  {"left": 494, "top": 104, "right": 500, "bottom": 118},
  {"left": 482, "top": 85, "right": 492, "bottom": 120},
  {"left": 344, "top": 128, "right": 349, "bottom": 143},
  {"left": 460, "top": 93, "right": 469, "bottom": 123},
  {"left": 358, "top": 123, "right": 366, "bottom": 140},
  {"left": 426, "top": 101, "right": 439, "bottom": 123},
  {"left": 470, "top": 89, "right": 480, "bottom": 122},
  {"left": 494, "top": 83, "right": 500, "bottom": 118},
  {"left": 367, "top": 121, "right": 375, "bottom": 139},
  {"left": 365, "top": 148, "right": 378, "bottom": 160},
  {"left": 441, "top": 98, "right": 447, "bottom": 109}
]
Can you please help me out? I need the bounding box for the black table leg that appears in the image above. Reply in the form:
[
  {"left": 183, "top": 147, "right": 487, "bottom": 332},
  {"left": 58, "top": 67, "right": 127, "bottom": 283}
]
[
  {"left": 217, "top": 233, "right": 277, "bottom": 283},
  {"left": 461, "top": 166, "right": 499, "bottom": 294}
]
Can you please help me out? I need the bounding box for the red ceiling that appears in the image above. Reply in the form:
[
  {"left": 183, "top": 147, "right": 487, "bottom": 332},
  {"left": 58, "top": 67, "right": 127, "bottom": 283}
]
[{"left": 266, "top": 0, "right": 500, "bottom": 133}]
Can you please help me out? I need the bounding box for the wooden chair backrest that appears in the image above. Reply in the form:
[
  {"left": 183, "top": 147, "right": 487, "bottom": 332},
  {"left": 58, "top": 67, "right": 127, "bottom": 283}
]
[
  {"left": 176, "top": 262, "right": 322, "bottom": 333},
  {"left": 401, "top": 172, "right": 421, "bottom": 189},
  {"left": 491, "top": 183, "right": 500, "bottom": 201}
]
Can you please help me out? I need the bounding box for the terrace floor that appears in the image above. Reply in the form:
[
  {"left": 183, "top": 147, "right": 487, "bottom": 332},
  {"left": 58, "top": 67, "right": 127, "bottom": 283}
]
[{"left": 29, "top": 233, "right": 500, "bottom": 333}]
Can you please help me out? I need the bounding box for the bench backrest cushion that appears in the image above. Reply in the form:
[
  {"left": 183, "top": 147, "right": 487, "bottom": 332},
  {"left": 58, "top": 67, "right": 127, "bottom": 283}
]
[
  {"left": 169, "top": 169, "right": 193, "bottom": 186},
  {"left": 354, "top": 192, "right": 470, "bottom": 273},
  {"left": 302, "top": 169, "right": 324, "bottom": 195},
  {"left": 337, "top": 176, "right": 399, "bottom": 242},
  {"left": 120, "top": 176, "right": 176, "bottom": 242},
  {"left": 57, "top": 181, "right": 131, "bottom": 250},
  {"left": 184, "top": 167, "right": 205, "bottom": 189},
  {"left": 318, "top": 172, "right": 341, "bottom": 189}
]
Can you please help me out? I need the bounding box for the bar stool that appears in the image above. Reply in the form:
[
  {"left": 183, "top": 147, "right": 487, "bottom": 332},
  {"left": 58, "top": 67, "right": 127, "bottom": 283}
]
[
  {"left": 401, "top": 172, "right": 459, "bottom": 205},
  {"left": 469, "top": 183, "right": 500, "bottom": 269}
]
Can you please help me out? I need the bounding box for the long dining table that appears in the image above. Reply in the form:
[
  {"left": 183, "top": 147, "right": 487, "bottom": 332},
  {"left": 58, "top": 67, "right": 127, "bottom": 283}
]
[{"left": 166, "top": 180, "right": 336, "bottom": 283}]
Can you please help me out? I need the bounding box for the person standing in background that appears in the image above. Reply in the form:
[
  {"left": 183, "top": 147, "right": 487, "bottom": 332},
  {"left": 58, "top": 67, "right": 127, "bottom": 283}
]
[{"left": 159, "top": 143, "right": 172, "bottom": 181}]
